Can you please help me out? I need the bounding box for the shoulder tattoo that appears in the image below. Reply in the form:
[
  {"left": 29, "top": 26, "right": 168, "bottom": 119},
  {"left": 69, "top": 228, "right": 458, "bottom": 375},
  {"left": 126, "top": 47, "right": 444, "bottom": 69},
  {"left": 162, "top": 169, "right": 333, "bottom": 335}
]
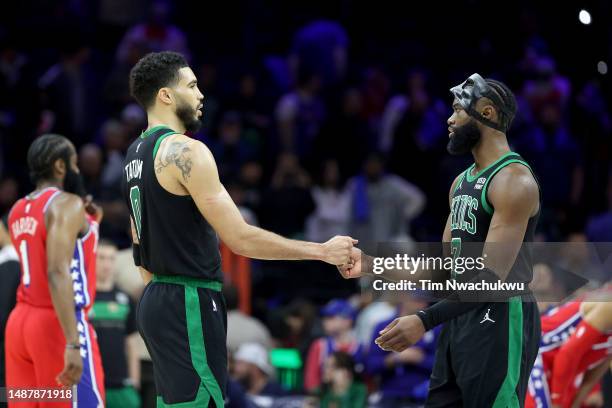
[{"left": 155, "top": 141, "right": 193, "bottom": 182}]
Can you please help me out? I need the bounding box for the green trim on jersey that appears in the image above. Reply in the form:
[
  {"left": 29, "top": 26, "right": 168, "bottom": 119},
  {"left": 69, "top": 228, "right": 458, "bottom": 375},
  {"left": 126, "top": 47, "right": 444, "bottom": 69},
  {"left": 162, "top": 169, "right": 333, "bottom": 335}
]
[
  {"left": 153, "top": 274, "right": 224, "bottom": 407},
  {"left": 481, "top": 159, "right": 532, "bottom": 215},
  {"left": 465, "top": 152, "right": 519, "bottom": 183},
  {"left": 140, "top": 125, "right": 171, "bottom": 139},
  {"left": 152, "top": 131, "right": 179, "bottom": 160},
  {"left": 152, "top": 274, "right": 222, "bottom": 291},
  {"left": 90, "top": 301, "right": 130, "bottom": 321},
  {"left": 492, "top": 296, "right": 523, "bottom": 408}
]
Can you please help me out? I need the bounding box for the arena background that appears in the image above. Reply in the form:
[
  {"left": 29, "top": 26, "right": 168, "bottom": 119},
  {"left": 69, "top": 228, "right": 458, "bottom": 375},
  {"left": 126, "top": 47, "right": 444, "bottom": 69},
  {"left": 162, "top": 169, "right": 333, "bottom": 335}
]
[{"left": 1, "top": 0, "right": 612, "bottom": 407}]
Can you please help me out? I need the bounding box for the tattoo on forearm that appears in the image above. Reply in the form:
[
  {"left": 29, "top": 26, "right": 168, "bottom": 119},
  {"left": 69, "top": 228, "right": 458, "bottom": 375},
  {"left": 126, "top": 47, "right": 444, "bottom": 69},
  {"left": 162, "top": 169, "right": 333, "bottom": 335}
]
[{"left": 155, "top": 142, "right": 193, "bottom": 181}]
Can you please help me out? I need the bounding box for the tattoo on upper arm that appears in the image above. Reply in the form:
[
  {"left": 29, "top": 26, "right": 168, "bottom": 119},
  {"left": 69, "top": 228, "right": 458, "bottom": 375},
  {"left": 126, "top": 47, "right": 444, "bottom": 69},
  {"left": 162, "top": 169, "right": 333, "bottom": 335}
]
[{"left": 155, "top": 142, "right": 193, "bottom": 181}]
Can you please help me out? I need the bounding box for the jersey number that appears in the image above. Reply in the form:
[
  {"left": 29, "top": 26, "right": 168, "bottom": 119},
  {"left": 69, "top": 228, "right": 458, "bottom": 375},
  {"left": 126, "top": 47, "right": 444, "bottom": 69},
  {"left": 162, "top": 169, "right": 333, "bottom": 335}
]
[
  {"left": 19, "top": 240, "right": 31, "bottom": 286},
  {"left": 130, "top": 186, "right": 142, "bottom": 239},
  {"left": 450, "top": 237, "right": 461, "bottom": 280}
]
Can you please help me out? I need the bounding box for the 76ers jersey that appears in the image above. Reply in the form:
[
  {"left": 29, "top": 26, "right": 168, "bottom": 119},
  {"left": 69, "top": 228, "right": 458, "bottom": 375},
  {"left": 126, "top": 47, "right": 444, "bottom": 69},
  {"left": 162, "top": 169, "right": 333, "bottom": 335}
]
[
  {"left": 527, "top": 301, "right": 612, "bottom": 408},
  {"left": 8, "top": 187, "right": 98, "bottom": 310}
]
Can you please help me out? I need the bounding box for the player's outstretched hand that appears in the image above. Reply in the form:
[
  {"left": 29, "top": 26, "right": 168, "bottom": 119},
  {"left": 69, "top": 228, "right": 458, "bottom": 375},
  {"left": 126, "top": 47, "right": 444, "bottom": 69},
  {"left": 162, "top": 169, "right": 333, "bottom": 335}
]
[
  {"left": 83, "top": 195, "right": 103, "bottom": 224},
  {"left": 337, "top": 247, "right": 368, "bottom": 279},
  {"left": 321, "top": 235, "right": 357, "bottom": 265},
  {"left": 57, "top": 348, "right": 83, "bottom": 387},
  {"left": 375, "top": 315, "right": 425, "bottom": 353}
]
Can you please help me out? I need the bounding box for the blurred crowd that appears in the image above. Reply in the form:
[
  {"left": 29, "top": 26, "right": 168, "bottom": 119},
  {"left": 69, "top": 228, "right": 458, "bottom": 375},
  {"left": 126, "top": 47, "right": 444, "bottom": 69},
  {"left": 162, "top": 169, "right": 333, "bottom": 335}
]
[{"left": 1, "top": 0, "right": 612, "bottom": 406}]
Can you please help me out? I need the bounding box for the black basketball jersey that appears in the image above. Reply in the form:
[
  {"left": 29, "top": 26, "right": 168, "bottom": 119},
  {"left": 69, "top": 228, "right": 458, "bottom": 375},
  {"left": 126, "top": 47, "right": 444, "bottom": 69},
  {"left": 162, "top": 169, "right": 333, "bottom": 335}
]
[
  {"left": 122, "top": 125, "right": 223, "bottom": 281},
  {"left": 450, "top": 151, "right": 540, "bottom": 284}
]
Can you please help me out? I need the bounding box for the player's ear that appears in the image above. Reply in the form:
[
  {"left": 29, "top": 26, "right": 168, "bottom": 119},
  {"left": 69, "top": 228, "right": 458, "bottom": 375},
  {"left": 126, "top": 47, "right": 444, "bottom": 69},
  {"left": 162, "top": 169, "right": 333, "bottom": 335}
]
[
  {"left": 481, "top": 105, "right": 497, "bottom": 122},
  {"left": 157, "top": 87, "right": 174, "bottom": 106},
  {"left": 53, "top": 158, "right": 66, "bottom": 179}
]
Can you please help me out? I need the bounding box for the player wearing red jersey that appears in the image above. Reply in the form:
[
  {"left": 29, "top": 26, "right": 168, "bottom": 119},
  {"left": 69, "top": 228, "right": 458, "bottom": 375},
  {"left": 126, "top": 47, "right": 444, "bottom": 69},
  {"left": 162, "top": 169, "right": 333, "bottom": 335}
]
[
  {"left": 5, "top": 134, "right": 104, "bottom": 408},
  {"left": 526, "top": 300, "right": 612, "bottom": 408}
]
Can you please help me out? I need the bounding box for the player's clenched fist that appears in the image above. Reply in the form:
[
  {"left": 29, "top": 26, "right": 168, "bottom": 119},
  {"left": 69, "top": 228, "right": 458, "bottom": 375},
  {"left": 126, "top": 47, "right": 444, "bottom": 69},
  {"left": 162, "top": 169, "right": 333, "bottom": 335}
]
[
  {"left": 337, "top": 247, "right": 371, "bottom": 279},
  {"left": 321, "top": 235, "right": 358, "bottom": 265}
]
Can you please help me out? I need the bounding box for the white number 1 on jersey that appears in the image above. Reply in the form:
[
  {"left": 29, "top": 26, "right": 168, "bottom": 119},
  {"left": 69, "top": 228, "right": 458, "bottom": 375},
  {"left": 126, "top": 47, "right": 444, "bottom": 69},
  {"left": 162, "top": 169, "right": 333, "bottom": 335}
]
[{"left": 19, "top": 240, "right": 31, "bottom": 286}]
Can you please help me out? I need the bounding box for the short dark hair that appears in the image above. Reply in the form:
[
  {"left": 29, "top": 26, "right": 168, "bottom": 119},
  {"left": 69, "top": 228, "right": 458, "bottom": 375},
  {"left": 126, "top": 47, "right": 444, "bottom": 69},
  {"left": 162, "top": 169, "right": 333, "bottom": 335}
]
[
  {"left": 330, "top": 351, "right": 356, "bottom": 376},
  {"left": 27, "top": 134, "right": 73, "bottom": 184},
  {"left": 129, "top": 51, "right": 189, "bottom": 109},
  {"left": 485, "top": 78, "right": 517, "bottom": 130}
]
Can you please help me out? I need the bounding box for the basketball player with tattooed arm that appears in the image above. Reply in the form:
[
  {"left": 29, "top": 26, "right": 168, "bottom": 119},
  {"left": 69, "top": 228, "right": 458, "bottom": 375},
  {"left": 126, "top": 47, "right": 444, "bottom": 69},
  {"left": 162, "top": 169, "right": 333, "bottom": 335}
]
[
  {"left": 340, "top": 74, "right": 542, "bottom": 407},
  {"left": 123, "top": 51, "right": 356, "bottom": 407}
]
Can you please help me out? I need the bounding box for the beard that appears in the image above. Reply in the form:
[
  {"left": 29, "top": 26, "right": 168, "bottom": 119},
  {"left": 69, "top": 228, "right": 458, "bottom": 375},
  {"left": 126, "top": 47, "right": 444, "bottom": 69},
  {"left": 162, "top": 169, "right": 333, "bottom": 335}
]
[
  {"left": 175, "top": 96, "right": 202, "bottom": 134},
  {"left": 447, "top": 119, "right": 482, "bottom": 155},
  {"left": 64, "top": 165, "right": 86, "bottom": 197}
]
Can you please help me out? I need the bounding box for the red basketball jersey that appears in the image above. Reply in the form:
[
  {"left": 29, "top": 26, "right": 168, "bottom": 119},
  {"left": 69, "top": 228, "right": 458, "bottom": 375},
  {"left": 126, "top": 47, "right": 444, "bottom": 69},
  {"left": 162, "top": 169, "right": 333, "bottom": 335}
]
[{"left": 9, "top": 187, "right": 98, "bottom": 310}]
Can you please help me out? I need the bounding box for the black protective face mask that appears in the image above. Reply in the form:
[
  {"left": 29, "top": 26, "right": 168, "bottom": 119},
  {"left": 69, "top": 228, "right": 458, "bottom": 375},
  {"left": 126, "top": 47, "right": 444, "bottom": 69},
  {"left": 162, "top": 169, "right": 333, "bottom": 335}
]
[
  {"left": 447, "top": 120, "right": 482, "bottom": 155},
  {"left": 64, "top": 164, "right": 86, "bottom": 197}
]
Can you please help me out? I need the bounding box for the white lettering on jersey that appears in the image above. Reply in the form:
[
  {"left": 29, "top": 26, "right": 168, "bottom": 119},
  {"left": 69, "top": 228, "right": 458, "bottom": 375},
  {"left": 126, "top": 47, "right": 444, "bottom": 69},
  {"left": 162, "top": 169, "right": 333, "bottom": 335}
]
[
  {"left": 11, "top": 216, "right": 39, "bottom": 238},
  {"left": 124, "top": 160, "right": 144, "bottom": 183}
]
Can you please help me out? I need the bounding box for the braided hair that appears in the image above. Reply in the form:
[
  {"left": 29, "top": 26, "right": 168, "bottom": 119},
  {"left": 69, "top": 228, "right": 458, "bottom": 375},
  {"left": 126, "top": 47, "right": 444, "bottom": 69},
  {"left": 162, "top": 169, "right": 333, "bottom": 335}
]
[
  {"left": 27, "top": 134, "right": 73, "bottom": 184},
  {"left": 485, "top": 78, "right": 517, "bottom": 131}
]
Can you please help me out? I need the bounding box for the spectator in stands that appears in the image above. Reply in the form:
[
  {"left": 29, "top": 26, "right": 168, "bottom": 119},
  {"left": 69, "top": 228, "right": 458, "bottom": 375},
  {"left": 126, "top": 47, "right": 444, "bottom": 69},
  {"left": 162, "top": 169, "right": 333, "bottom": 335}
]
[
  {"left": 347, "top": 153, "right": 425, "bottom": 243},
  {"left": 365, "top": 293, "right": 438, "bottom": 407},
  {"left": 304, "top": 299, "right": 362, "bottom": 393},
  {"left": 104, "top": 40, "right": 149, "bottom": 114},
  {"left": 360, "top": 67, "right": 390, "bottom": 134},
  {"left": 210, "top": 111, "right": 260, "bottom": 181},
  {"left": 227, "top": 71, "right": 272, "bottom": 136},
  {"left": 38, "top": 38, "right": 96, "bottom": 143},
  {"left": 239, "top": 161, "right": 264, "bottom": 214},
  {"left": 227, "top": 181, "right": 259, "bottom": 226},
  {"left": 225, "top": 378, "right": 256, "bottom": 408},
  {"left": 281, "top": 298, "right": 321, "bottom": 362},
  {"left": 116, "top": 0, "right": 190, "bottom": 64},
  {"left": 306, "top": 159, "right": 350, "bottom": 242},
  {"left": 353, "top": 289, "right": 395, "bottom": 347},
  {"left": 380, "top": 69, "right": 447, "bottom": 186},
  {"left": 290, "top": 20, "right": 349, "bottom": 88},
  {"left": 78, "top": 143, "right": 103, "bottom": 198},
  {"left": 225, "top": 284, "right": 272, "bottom": 353},
  {"left": 97, "top": 119, "right": 130, "bottom": 244},
  {"left": 319, "top": 351, "right": 367, "bottom": 408},
  {"left": 0, "top": 178, "right": 18, "bottom": 216},
  {"left": 259, "top": 153, "right": 314, "bottom": 238},
  {"left": 315, "top": 88, "right": 371, "bottom": 177},
  {"left": 232, "top": 342, "right": 287, "bottom": 400},
  {"left": 275, "top": 68, "right": 325, "bottom": 161},
  {"left": 89, "top": 240, "right": 141, "bottom": 408},
  {"left": 100, "top": 119, "right": 127, "bottom": 199}
]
